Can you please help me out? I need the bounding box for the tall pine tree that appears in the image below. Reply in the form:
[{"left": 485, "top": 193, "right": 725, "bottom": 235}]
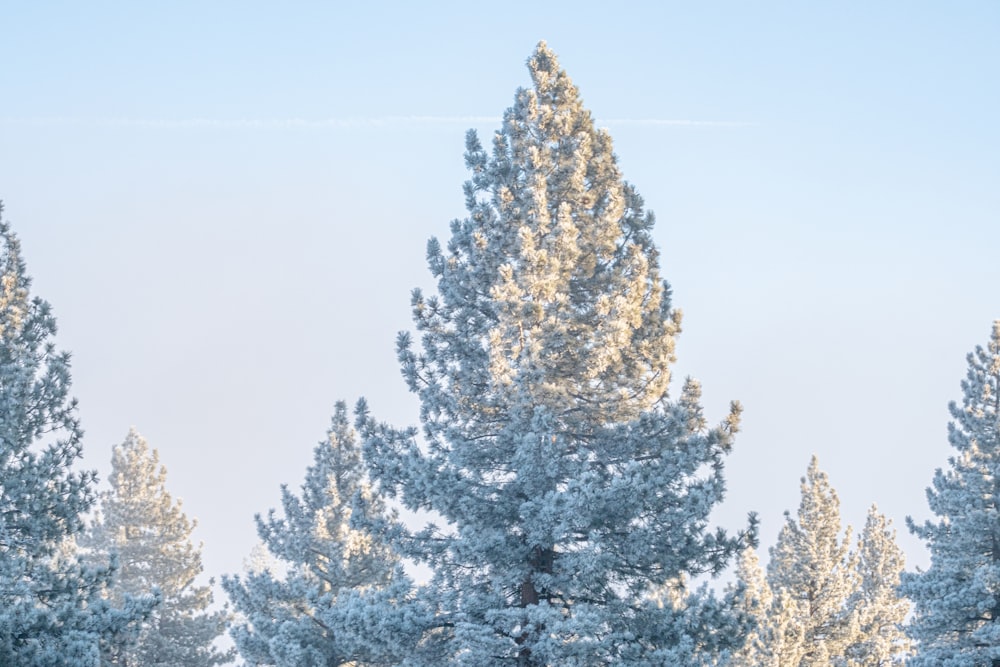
[
  {"left": 903, "top": 321, "right": 1000, "bottom": 666},
  {"left": 83, "top": 429, "right": 232, "bottom": 666},
  {"left": 357, "top": 42, "right": 753, "bottom": 665},
  {"left": 0, "top": 204, "right": 152, "bottom": 665},
  {"left": 223, "top": 402, "right": 413, "bottom": 667}
]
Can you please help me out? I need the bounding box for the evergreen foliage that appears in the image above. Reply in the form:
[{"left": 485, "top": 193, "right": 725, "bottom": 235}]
[
  {"left": 83, "top": 429, "right": 232, "bottom": 666},
  {"left": 0, "top": 205, "right": 153, "bottom": 665},
  {"left": 846, "top": 506, "right": 910, "bottom": 666},
  {"left": 767, "top": 456, "right": 860, "bottom": 666},
  {"left": 725, "top": 544, "right": 820, "bottom": 667},
  {"left": 724, "top": 546, "right": 780, "bottom": 666},
  {"left": 357, "top": 42, "right": 753, "bottom": 665},
  {"left": 730, "top": 459, "right": 910, "bottom": 667},
  {"left": 223, "top": 402, "right": 413, "bottom": 667},
  {"left": 904, "top": 321, "right": 1000, "bottom": 666}
]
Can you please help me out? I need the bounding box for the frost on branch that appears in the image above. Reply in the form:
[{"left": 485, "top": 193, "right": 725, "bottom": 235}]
[
  {"left": 358, "top": 43, "right": 754, "bottom": 665},
  {"left": 0, "top": 203, "right": 153, "bottom": 665},
  {"left": 83, "top": 429, "right": 232, "bottom": 666},
  {"left": 904, "top": 321, "right": 1000, "bottom": 665},
  {"left": 223, "top": 403, "right": 420, "bottom": 666}
]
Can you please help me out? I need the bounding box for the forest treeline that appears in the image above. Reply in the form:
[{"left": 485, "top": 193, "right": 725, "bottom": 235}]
[{"left": 1, "top": 43, "right": 996, "bottom": 666}]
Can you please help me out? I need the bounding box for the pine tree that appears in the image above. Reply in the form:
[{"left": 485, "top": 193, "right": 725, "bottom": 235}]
[
  {"left": 767, "top": 456, "right": 859, "bottom": 666},
  {"left": 222, "top": 402, "right": 413, "bottom": 667},
  {"left": 357, "top": 42, "right": 753, "bottom": 665},
  {"left": 903, "top": 321, "right": 1000, "bottom": 666},
  {"left": 725, "top": 547, "right": 778, "bottom": 666},
  {"left": 845, "top": 505, "right": 910, "bottom": 666},
  {"left": 83, "top": 429, "right": 232, "bottom": 666},
  {"left": 0, "top": 204, "right": 152, "bottom": 665},
  {"left": 768, "top": 588, "right": 811, "bottom": 666},
  {"left": 726, "top": 544, "right": 823, "bottom": 667}
]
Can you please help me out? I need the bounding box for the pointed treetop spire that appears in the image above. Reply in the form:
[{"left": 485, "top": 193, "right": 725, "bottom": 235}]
[
  {"left": 526, "top": 40, "right": 567, "bottom": 91},
  {"left": 358, "top": 43, "right": 749, "bottom": 665},
  {"left": 0, "top": 203, "right": 154, "bottom": 662},
  {"left": 904, "top": 321, "right": 1000, "bottom": 664}
]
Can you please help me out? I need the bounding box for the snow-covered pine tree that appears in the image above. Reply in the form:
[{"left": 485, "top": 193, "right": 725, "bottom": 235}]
[
  {"left": 767, "top": 587, "right": 810, "bottom": 666},
  {"left": 357, "top": 42, "right": 753, "bottom": 666},
  {"left": 903, "top": 321, "right": 1000, "bottom": 666},
  {"left": 725, "top": 544, "right": 819, "bottom": 667},
  {"left": 845, "top": 505, "right": 910, "bottom": 666},
  {"left": 0, "top": 204, "right": 152, "bottom": 665},
  {"left": 729, "top": 480, "right": 908, "bottom": 667},
  {"left": 724, "top": 547, "right": 778, "bottom": 666},
  {"left": 767, "top": 456, "right": 859, "bottom": 666},
  {"left": 223, "top": 402, "right": 414, "bottom": 667},
  {"left": 83, "top": 429, "right": 232, "bottom": 666}
]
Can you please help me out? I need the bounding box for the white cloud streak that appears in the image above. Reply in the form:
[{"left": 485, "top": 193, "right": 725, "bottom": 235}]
[
  {"left": 599, "top": 118, "right": 753, "bottom": 127},
  {"left": 0, "top": 116, "right": 500, "bottom": 129},
  {"left": 0, "top": 115, "right": 751, "bottom": 130}
]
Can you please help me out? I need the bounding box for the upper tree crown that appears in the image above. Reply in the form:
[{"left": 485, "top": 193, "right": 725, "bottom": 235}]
[{"left": 412, "top": 42, "right": 681, "bottom": 430}]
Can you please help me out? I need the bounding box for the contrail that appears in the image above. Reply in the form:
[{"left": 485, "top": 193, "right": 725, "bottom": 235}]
[
  {"left": 0, "top": 116, "right": 501, "bottom": 129},
  {"left": 0, "top": 115, "right": 751, "bottom": 129},
  {"left": 599, "top": 118, "right": 753, "bottom": 127}
]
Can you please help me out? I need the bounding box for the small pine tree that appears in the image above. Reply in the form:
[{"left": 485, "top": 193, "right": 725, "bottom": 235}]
[
  {"left": 0, "top": 204, "right": 152, "bottom": 665},
  {"left": 767, "top": 456, "right": 860, "bottom": 666},
  {"left": 83, "top": 429, "right": 232, "bottom": 666},
  {"left": 768, "top": 588, "right": 810, "bottom": 666},
  {"left": 725, "top": 547, "right": 778, "bottom": 666},
  {"left": 729, "top": 472, "right": 910, "bottom": 667},
  {"left": 846, "top": 505, "right": 910, "bottom": 666},
  {"left": 726, "top": 544, "right": 820, "bottom": 667},
  {"left": 223, "top": 403, "right": 412, "bottom": 667},
  {"left": 903, "top": 321, "right": 1000, "bottom": 666},
  {"left": 358, "top": 42, "right": 753, "bottom": 665}
]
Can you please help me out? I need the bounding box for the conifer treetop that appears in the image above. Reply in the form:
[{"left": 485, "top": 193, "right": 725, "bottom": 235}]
[
  {"left": 360, "top": 44, "right": 749, "bottom": 665},
  {"left": 0, "top": 209, "right": 90, "bottom": 553},
  {"left": 904, "top": 320, "right": 1000, "bottom": 665},
  {"left": 849, "top": 504, "right": 910, "bottom": 665},
  {"left": 224, "top": 402, "right": 413, "bottom": 667},
  {"left": 84, "top": 428, "right": 232, "bottom": 667},
  {"left": 767, "top": 456, "right": 860, "bottom": 666},
  {"left": 0, "top": 203, "right": 154, "bottom": 665},
  {"left": 96, "top": 428, "right": 206, "bottom": 600},
  {"left": 412, "top": 41, "right": 682, "bottom": 434}
]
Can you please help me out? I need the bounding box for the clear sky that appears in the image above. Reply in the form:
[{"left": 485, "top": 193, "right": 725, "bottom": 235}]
[{"left": 2, "top": 2, "right": 998, "bottom": 587}]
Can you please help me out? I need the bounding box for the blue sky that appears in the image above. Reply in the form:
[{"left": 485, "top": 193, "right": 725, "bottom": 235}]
[{"left": 2, "top": 2, "right": 998, "bottom": 584}]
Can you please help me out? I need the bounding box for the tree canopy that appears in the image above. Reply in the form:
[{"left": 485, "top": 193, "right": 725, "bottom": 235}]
[
  {"left": 0, "top": 204, "right": 152, "bottom": 665},
  {"left": 84, "top": 429, "right": 232, "bottom": 666},
  {"left": 904, "top": 321, "right": 1000, "bottom": 665},
  {"left": 358, "top": 42, "right": 753, "bottom": 666}
]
